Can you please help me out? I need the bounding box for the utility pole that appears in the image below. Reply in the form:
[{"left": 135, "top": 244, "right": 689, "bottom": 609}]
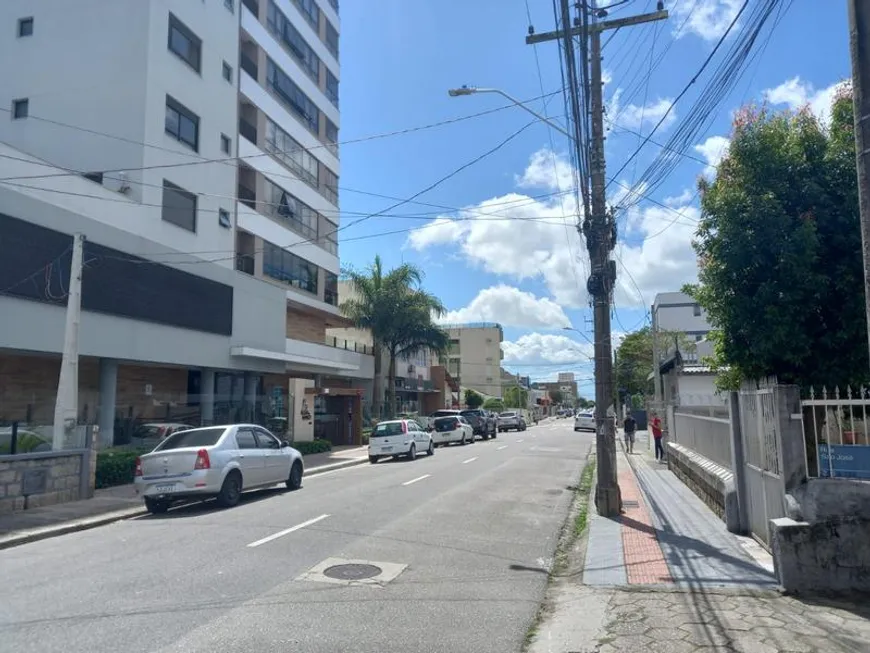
[
  {"left": 849, "top": 0, "right": 870, "bottom": 365},
  {"left": 53, "top": 233, "right": 85, "bottom": 450},
  {"left": 527, "top": 2, "right": 667, "bottom": 517}
]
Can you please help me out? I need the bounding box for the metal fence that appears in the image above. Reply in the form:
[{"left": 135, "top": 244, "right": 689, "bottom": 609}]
[
  {"left": 672, "top": 411, "right": 732, "bottom": 469},
  {"left": 801, "top": 385, "right": 870, "bottom": 480}
]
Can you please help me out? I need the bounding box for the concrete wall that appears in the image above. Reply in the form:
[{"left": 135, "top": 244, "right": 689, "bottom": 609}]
[
  {"left": 672, "top": 412, "right": 732, "bottom": 469},
  {"left": 0, "top": 449, "right": 91, "bottom": 513},
  {"left": 652, "top": 291, "right": 712, "bottom": 334}
]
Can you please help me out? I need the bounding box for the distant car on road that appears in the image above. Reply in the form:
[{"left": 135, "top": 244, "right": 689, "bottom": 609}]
[
  {"left": 134, "top": 424, "right": 303, "bottom": 515},
  {"left": 368, "top": 419, "right": 434, "bottom": 463},
  {"left": 498, "top": 411, "right": 526, "bottom": 432},
  {"left": 574, "top": 411, "right": 595, "bottom": 432},
  {"left": 430, "top": 415, "right": 474, "bottom": 446},
  {"left": 460, "top": 409, "right": 496, "bottom": 440}
]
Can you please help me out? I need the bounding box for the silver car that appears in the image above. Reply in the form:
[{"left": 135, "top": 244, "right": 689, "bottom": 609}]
[{"left": 133, "top": 424, "right": 304, "bottom": 514}]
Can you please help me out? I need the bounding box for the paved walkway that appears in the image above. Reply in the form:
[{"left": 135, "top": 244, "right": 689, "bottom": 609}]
[{"left": 0, "top": 444, "right": 368, "bottom": 546}]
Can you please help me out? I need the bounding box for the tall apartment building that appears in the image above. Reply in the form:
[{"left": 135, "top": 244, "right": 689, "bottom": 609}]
[
  {"left": 557, "top": 372, "right": 575, "bottom": 383},
  {"left": 442, "top": 323, "right": 504, "bottom": 398},
  {"left": 0, "top": 0, "right": 371, "bottom": 447},
  {"left": 651, "top": 291, "right": 714, "bottom": 364}
]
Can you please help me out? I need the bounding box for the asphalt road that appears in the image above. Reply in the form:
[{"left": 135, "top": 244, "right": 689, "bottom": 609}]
[{"left": 0, "top": 418, "right": 592, "bottom": 653}]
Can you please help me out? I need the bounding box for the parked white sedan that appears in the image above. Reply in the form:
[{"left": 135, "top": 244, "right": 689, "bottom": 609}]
[
  {"left": 430, "top": 414, "right": 474, "bottom": 446},
  {"left": 574, "top": 411, "right": 596, "bottom": 432},
  {"left": 134, "top": 424, "right": 304, "bottom": 514},
  {"left": 368, "top": 419, "right": 434, "bottom": 463}
]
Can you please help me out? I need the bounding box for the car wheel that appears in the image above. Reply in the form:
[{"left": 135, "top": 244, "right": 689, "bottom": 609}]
[
  {"left": 460, "top": 434, "right": 467, "bottom": 446},
  {"left": 427, "top": 440, "right": 435, "bottom": 456},
  {"left": 216, "top": 471, "right": 242, "bottom": 508},
  {"left": 285, "top": 460, "right": 303, "bottom": 490},
  {"left": 407, "top": 444, "right": 417, "bottom": 461},
  {"left": 369, "top": 455, "right": 379, "bottom": 464},
  {"left": 144, "top": 497, "right": 170, "bottom": 515}
]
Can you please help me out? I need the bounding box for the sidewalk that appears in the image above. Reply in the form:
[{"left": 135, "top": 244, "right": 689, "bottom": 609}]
[
  {"left": 530, "top": 431, "right": 870, "bottom": 653},
  {"left": 0, "top": 444, "right": 368, "bottom": 550}
]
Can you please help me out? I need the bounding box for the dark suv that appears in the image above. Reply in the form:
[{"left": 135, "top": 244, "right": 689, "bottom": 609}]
[{"left": 460, "top": 409, "right": 497, "bottom": 440}]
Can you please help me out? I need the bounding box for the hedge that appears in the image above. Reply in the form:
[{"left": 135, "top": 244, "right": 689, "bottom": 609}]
[{"left": 95, "top": 439, "right": 334, "bottom": 489}]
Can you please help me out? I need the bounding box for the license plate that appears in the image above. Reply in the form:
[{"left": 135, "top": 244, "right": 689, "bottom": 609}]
[
  {"left": 155, "top": 483, "right": 176, "bottom": 493},
  {"left": 382, "top": 446, "right": 392, "bottom": 452}
]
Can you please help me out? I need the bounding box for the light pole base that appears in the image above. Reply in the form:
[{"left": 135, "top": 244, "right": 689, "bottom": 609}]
[{"left": 595, "top": 483, "right": 622, "bottom": 517}]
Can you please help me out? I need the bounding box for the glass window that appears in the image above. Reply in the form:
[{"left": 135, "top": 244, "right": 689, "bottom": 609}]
[
  {"left": 266, "top": 59, "right": 319, "bottom": 135},
  {"left": 165, "top": 95, "right": 199, "bottom": 151},
  {"left": 292, "top": 0, "right": 319, "bottom": 30},
  {"left": 322, "top": 230, "right": 337, "bottom": 255},
  {"left": 325, "top": 271, "right": 338, "bottom": 306},
  {"left": 220, "top": 133, "right": 231, "bottom": 154},
  {"left": 267, "top": 1, "right": 320, "bottom": 83},
  {"left": 218, "top": 208, "right": 231, "bottom": 229},
  {"left": 17, "top": 17, "right": 33, "bottom": 37},
  {"left": 264, "top": 117, "right": 318, "bottom": 187},
  {"left": 263, "top": 241, "right": 319, "bottom": 294},
  {"left": 222, "top": 61, "right": 233, "bottom": 82},
  {"left": 325, "top": 119, "right": 338, "bottom": 156},
  {"left": 325, "top": 70, "right": 339, "bottom": 108},
  {"left": 264, "top": 178, "right": 318, "bottom": 241},
  {"left": 161, "top": 179, "right": 197, "bottom": 232},
  {"left": 12, "top": 98, "right": 28, "bottom": 119},
  {"left": 235, "top": 429, "right": 258, "bottom": 449},
  {"left": 319, "top": 167, "right": 338, "bottom": 205},
  {"left": 254, "top": 429, "right": 280, "bottom": 448},
  {"left": 325, "top": 21, "right": 339, "bottom": 60},
  {"left": 156, "top": 427, "right": 225, "bottom": 450},
  {"left": 168, "top": 13, "right": 201, "bottom": 73}
]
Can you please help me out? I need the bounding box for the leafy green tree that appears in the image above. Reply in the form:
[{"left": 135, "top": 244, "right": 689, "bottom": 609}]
[
  {"left": 548, "top": 389, "right": 564, "bottom": 405},
  {"left": 464, "top": 388, "right": 484, "bottom": 409},
  {"left": 577, "top": 397, "right": 595, "bottom": 409},
  {"left": 503, "top": 385, "right": 528, "bottom": 409},
  {"left": 483, "top": 397, "right": 505, "bottom": 412},
  {"left": 615, "top": 327, "right": 654, "bottom": 398},
  {"left": 686, "top": 86, "right": 868, "bottom": 389},
  {"left": 342, "top": 256, "right": 449, "bottom": 419}
]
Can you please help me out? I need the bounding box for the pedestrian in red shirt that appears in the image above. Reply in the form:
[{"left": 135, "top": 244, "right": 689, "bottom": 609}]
[{"left": 651, "top": 413, "right": 665, "bottom": 462}]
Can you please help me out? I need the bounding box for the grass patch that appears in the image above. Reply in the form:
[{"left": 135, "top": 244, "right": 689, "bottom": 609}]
[{"left": 572, "top": 456, "right": 596, "bottom": 537}]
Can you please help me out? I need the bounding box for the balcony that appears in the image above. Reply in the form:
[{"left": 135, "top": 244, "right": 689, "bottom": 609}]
[
  {"left": 240, "top": 51, "right": 259, "bottom": 80},
  {"left": 235, "top": 253, "right": 255, "bottom": 275},
  {"left": 239, "top": 117, "right": 258, "bottom": 144},
  {"left": 286, "top": 337, "right": 374, "bottom": 378},
  {"left": 324, "top": 335, "right": 371, "bottom": 355}
]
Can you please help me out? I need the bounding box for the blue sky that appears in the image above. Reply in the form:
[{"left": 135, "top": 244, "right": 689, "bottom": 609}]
[{"left": 334, "top": 0, "right": 850, "bottom": 398}]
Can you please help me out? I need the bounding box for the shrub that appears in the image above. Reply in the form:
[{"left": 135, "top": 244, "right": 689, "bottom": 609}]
[
  {"left": 95, "top": 448, "right": 146, "bottom": 489},
  {"left": 292, "top": 439, "right": 332, "bottom": 456}
]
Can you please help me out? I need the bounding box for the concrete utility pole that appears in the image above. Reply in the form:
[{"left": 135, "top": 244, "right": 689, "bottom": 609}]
[
  {"left": 849, "top": 0, "right": 870, "bottom": 366},
  {"left": 53, "top": 233, "right": 85, "bottom": 450},
  {"left": 527, "top": 2, "right": 667, "bottom": 517}
]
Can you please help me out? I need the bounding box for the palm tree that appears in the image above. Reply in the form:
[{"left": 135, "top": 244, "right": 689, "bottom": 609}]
[{"left": 341, "top": 256, "right": 447, "bottom": 420}]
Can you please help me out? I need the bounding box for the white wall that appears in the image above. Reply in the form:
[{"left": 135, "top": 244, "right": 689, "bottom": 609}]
[
  {"left": 678, "top": 374, "right": 726, "bottom": 406},
  {"left": 653, "top": 291, "right": 712, "bottom": 334}
]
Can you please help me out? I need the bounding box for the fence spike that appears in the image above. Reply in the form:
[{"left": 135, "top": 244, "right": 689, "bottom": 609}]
[
  {"left": 863, "top": 386, "right": 869, "bottom": 400},
  {"left": 808, "top": 385, "right": 815, "bottom": 400},
  {"left": 847, "top": 385, "right": 854, "bottom": 400},
  {"left": 822, "top": 386, "right": 828, "bottom": 400},
  {"left": 835, "top": 386, "right": 841, "bottom": 400}
]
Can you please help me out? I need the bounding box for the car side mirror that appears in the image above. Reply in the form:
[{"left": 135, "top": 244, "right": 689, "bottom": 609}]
[{"left": 281, "top": 440, "right": 290, "bottom": 448}]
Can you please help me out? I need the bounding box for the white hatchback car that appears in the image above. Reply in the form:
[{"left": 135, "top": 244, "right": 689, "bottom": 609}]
[
  {"left": 430, "top": 414, "right": 474, "bottom": 446},
  {"left": 369, "top": 419, "right": 434, "bottom": 463},
  {"left": 574, "top": 411, "right": 596, "bottom": 432},
  {"left": 134, "top": 424, "right": 304, "bottom": 514}
]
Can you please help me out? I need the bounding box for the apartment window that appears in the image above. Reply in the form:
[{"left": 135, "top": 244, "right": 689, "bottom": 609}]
[
  {"left": 220, "top": 133, "right": 231, "bottom": 154},
  {"left": 165, "top": 96, "right": 199, "bottom": 151},
  {"left": 224, "top": 0, "right": 235, "bottom": 12},
  {"left": 83, "top": 172, "right": 104, "bottom": 185},
  {"left": 321, "top": 228, "right": 337, "bottom": 255},
  {"left": 695, "top": 334, "right": 703, "bottom": 342},
  {"left": 319, "top": 167, "right": 338, "bottom": 205},
  {"left": 266, "top": 0, "right": 320, "bottom": 84},
  {"left": 266, "top": 59, "right": 319, "bottom": 134},
  {"left": 325, "top": 271, "right": 338, "bottom": 306},
  {"left": 292, "top": 0, "right": 319, "bottom": 31},
  {"left": 17, "top": 17, "right": 33, "bottom": 37},
  {"left": 325, "top": 21, "right": 339, "bottom": 59},
  {"left": 162, "top": 180, "right": 197, "bottom": 232},
  {"left": 325, "top": 70, "right": 339, "bottom": 108},
  {"left": 167, "top": 14, "right": 201, "bottom": 73},
  {"left": 222, "top": 61, "right": 233, "bottom": 82},
  {"left": 218, "top": 208, "right": 232, "bottom": 229},
  {"left": 325, "top": 119, "right": 338, "bottom": 155},
  {"left": 263, "top": 241, "right": 318, "bottom": 294},
  {"left": 11, "top": 98, "right": 28, "bottom": 119},
  {"left": 264, "top": 118, "right": 318, "bottom": 187},
  {"left": 693, "top": 303, "right": 701, "bottom": 316},
  {"left": 264, "top": 178, "right": 318, "bottom": 240}
]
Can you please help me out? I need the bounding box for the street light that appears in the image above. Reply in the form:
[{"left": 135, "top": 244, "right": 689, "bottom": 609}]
[{"left": 447, "top": 86, "right": 574, "bottom": 141}]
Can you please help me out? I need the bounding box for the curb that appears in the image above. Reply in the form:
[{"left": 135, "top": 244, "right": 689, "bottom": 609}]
[{"left": 0, "top": 455, "right": 370, "bottom": 551}]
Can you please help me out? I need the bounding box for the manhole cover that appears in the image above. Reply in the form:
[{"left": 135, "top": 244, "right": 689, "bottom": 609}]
[
  {"left": 323, "top": 563, "right": 382, "bottom": 581},
  {"left": 622, "top": 500, "right": 640, "bottom": 508}
]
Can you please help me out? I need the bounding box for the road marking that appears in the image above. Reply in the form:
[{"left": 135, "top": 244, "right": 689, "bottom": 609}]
[
  {"left": 402, "top": 474, "right": 431, "bottom": 486},
  {"left": 516, "top": 439, "right": 524, "bottom": 443},
  {"left": 461, "top": 457, "right": 478, "bottom": 464},
  {"left": 247, "top": 514, "right": 330, "bottom": 548},
  {"left": 497, "top": 445, "right": 508, "bottom": 450}
]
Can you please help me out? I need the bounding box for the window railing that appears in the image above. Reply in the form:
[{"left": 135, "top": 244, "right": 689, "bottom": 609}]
[
  {"left": 324, "top": 336, "right": 370, "bottom": 355},
  {"left": 239, "top": 117, "right": 257, "bottom": 144},
  {"left": 240, "top": 51, "right": 258, "bottom": 80},
  {"left": 235, "top": 253, "right": 255, "bottom": 275}
]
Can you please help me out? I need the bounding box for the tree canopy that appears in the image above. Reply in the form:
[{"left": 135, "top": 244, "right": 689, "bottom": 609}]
[
  {"left": 503, "top": 385, "right": 528, "bottom": 409},
  {"left": 615, "top": 327, "right": 654, "bottom": 398},
  {"left": 464, "top": 388, "right": 483, "bottom": 409},
  {"left": 548, "top": 389, "right": 564, "bottom": 405},
  {"left": 483, "top": 397, "right": 505, "bottom": 412},
  {"left": 686, "top": 86, "right": 868, "bottom": 389}
]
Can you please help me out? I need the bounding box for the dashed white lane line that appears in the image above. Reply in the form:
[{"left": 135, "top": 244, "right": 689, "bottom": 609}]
[
  {"left": 402, "top": 474, "right": 431, "bottom": 486},
  {"left": 516, "top": 439, "right": 524, "bottom": 443},
  {"left": 247, "top": 514, "right": 330, "bottom": 548},
  {"left": 497, "top": 445, "right": 508, "bottom": 451},
  {"left": 462, "top": 457, "right": 478, "bottom": 464}
]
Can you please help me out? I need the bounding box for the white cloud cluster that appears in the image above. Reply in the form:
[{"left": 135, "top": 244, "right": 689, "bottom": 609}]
[
  {"left": 407, "top": 149, "right": 702, "bottom": 310},
  {"left": 438, "top": 285, "right": 570, "bottom": 329},
  {"left": 694, "top": 135, "right": 730, "bottom": 179},
  {"left": 763, "top": 76, "right": 843, "bottom": 125},
  {"left": 501, "top": 333, "right": 593, "bottom": 366},
  {"left": 607, "top": 90, "right": 677, "bottom": 132},
  {"left": 672, "top": 0, "right": 743, "bottom": 42}
]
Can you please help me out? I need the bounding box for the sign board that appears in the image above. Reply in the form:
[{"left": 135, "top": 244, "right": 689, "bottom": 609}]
[
  {"left": 818, "top": 444, "right": 870, "bottom": 480},
  {"left": 144, "top": 383, "right": 153, "bottom": 396},
  {"left": 22, "top": 468, "right": 49, "bottom": 496}
]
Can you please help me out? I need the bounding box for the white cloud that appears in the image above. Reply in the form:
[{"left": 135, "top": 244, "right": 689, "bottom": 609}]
[
  {"left": 763, "top": 77, "right": 844, "bottom": 125},
  {"left": 406, "top": 217, "right": 468, "bottom": 250},
  {"left": 406, "top": 148, "right": 701, "bottom": 310},
  {"left": 672, "top": 0, "right": 743, "bottom": 42},
  {"left": 502, "top": 333, "right": 593, "bottom": 365},
  {"left": 438, "top": 286, "right": 570, "bottom": 329},
  {"left": 694, "top": 135, "right": 730, "bottom": 178},
  {"left": 664, "top": 189, "right": 694, "bottom": 207},
  {"left": 607, "top": 90, "right": 676, "bottom": 132}
]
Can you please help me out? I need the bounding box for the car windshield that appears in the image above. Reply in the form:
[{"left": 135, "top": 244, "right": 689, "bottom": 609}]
[
  {"left": 434, "top": 416, "right": 458, "bottom": 426},
  {"left": 154, "top": 427, "right": 225, "bottom": 451},
  {"left": 500, "top": 412, "right": 517, "bottom": 418},
  {"left": 461, "top": 410, "right": 482, "bottom": 417},
  {"left": 372, "top": 422, "right": 405, "bottom": 437},
  {"left": 431, "top": 410, "right": 458, "bottom": 418}
]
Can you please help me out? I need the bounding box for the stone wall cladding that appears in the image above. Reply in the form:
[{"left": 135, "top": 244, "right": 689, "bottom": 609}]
[{"left": 0, "top": 452, "right": 84, "bottom": 514}]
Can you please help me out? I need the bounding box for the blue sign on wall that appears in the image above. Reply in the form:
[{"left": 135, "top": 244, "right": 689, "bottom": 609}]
[{"left": 818, "top": 444, "right": 870, "bottom": 480}]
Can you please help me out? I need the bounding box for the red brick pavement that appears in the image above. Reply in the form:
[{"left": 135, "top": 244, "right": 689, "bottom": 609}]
[{"left": 618, "top": 462, "right": 673, "bottom": 585}]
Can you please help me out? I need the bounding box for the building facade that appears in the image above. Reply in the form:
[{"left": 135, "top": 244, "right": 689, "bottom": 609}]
[
  {"left": 442, "top": 323, "right": 504, "bottom": 398},
  {"left": 0, "top": 0, "right": 371, "bottom": 448}
]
